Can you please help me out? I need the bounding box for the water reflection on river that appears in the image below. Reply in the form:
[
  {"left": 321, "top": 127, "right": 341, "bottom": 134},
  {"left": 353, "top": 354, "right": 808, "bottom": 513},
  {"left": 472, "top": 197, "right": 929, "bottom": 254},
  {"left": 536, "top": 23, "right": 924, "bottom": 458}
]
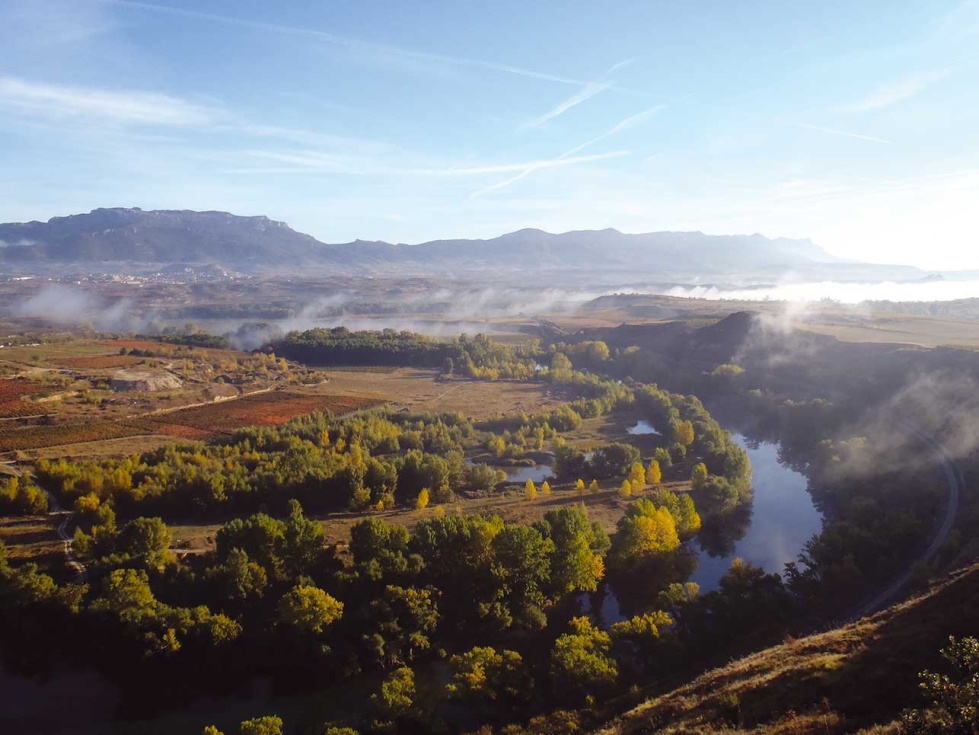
[
  {"left": 590, "top": 433, "right": 822, "bottom": 623},
  {"left": 689, "top": 435, "right": 821, "bottom": 592}
]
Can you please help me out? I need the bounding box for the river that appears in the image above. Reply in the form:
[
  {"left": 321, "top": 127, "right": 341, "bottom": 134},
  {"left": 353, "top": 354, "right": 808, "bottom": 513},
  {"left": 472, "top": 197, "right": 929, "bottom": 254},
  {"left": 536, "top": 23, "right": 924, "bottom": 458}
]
[
  {"left": 589, "top": 432, "right": 822, "bottom": 623},
  {"left": 689, "top": 434, "right": 822, "bottom": 592}
]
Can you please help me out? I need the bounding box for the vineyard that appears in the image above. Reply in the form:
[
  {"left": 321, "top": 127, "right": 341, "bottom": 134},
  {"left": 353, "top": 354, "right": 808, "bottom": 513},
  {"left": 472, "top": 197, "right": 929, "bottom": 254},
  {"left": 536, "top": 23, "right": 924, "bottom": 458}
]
[
  {"left": 0, "top": 422, "right": 140, "bottom": 452},
  {"left": 98, "top": 339, "right": 167, "bottom": 351},
  {"left": 0, "top": 379, "right": 43, "bottom": 419},
  {"left": 0, "top": 390, "right": 381, "bottom": 451},
  {"left": 57, "top": 355, "right": 145, "bottom": 369},
  {"left": 148, "top": 391, "right": 381, "bottom": 435}
]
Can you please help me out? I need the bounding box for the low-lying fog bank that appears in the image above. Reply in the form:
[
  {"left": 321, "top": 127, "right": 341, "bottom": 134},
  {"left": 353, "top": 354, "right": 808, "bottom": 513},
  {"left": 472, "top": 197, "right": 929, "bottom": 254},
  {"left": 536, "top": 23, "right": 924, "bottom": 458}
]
[{"left": 661, "top": 279, "right": 979, "bottom": 304}]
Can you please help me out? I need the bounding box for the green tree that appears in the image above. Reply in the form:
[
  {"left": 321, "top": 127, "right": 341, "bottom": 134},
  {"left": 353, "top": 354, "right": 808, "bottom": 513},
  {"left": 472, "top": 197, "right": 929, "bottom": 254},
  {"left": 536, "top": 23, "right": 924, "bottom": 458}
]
[
  {"left": 372, "top": 666, "right": 417, "bottom": 721},
  {"left": 610, "top": 610, "right": 676, "bottom": 675},
  {"left": 277, "top": 585, "right": 343, "bottom": 635},
  {"left": 550, "top": 616, "right": 618, "bottom": 701},
  {"left": 239, "top": 716, "right": 283, "bottom": 735},
  {"left": 349, "top": 516, "right": 414, "bottom": 582},
  {"left": 363, "top": 585, "right": 439, "bottom": 668},
  {"left": 216, "top": 513, "right": 287, "bottom": 578},
  {"left": 207, "top": 548, "right": 268, "bottom": 602},
  {"left": 554, "top": 444, "right": 587, "bottom": 479},
  {"left": 903, "top": 636, "right": 979, "bottom": 734},
  {"left": 654, "top": 446, "right": 673, "bottom": 469},
  {"left": 281, "top": 499, "right": 325, "bottom": 579},
  {"left": 491, "top": 524, "right": 554, "bottom": 629},
  {"left": 536, "top": 505, "right": 608, "bottom": 594},
  {"left": 117, "top": 517, "right": 173, "bottom": 571},
  {"left": 447, "top": 646, "right": 533, "bottom": 716},
  {"left": 690, "top": 462, "right": 709, "bottom": 490},
  {"left": 590, "top": 443, "right": 642, "bottom": 479}
]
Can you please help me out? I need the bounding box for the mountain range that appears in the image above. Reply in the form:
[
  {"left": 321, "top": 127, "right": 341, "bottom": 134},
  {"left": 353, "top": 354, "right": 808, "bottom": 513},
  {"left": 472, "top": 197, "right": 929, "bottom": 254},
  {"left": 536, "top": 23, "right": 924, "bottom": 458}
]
[{"left": 0, "top": 207, "right": 924, "bottom": 283}]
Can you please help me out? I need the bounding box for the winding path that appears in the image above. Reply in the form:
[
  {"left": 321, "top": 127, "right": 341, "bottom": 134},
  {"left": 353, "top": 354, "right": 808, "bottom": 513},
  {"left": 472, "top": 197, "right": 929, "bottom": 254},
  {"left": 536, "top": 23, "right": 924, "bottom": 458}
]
[
  {"left": 845, "top": 424, "right": 961, "bottom": 620},
  {"left": 2, "top": 461, "right": 88, "bottom": 581},
  {"left": 44, "top": 488, "right": 87, "bottom": 581}
]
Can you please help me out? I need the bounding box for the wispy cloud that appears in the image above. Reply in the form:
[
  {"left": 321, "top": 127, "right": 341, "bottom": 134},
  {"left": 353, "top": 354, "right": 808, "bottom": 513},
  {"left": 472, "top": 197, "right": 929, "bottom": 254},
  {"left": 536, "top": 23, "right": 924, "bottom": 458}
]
[
  {"left": 0, "top": 76, "right": 216, "bottom": 126},
  {"left": 0, "top": 76, "right": 394, "bottom": 157},
  {"left": 474, "top": 104, "right": 664, "bottom": 197},
  {"left": 232, "top": 149, "right": 631, "bottom": 177},
  {"left": 522, "top": 81, "right": 611, "bottom": 129},
  {"left": 105, "top": 0, "right": 590, "bottom": 87},
  {"left": 848, "top": 69, "right": 951, "bottom": 112},
  {"left": 521, "top": 59, "right": 634, "bottom": 129},
  {"left": 796, "top": 123, "right": 892, "bottom": 144}
]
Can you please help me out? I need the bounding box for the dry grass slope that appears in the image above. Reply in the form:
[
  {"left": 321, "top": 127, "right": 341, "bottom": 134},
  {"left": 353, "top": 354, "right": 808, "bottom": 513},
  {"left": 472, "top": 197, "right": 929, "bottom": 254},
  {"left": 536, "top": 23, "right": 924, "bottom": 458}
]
[{"left": 596, "top": 564, "right": 979, "bottom": 734}]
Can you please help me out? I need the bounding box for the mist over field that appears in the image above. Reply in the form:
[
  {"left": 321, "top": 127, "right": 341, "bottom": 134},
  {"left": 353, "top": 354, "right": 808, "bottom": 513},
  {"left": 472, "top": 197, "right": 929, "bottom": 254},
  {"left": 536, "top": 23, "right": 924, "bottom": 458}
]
[{"left": 662, "top": 279, "right": 979, "bottom": 304}]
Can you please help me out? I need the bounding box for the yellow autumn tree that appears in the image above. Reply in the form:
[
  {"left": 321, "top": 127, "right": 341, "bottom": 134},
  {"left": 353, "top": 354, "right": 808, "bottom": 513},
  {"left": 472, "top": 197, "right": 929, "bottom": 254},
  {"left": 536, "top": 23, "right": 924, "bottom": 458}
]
[
  {"left": 540, "top": 480, "right": 552, "bottom": 496},
  {"left": 589, "top": 479, "right": 600, "bottom": 493},
  {"left": 628, "top": 462, "right": 646, "bottom": 489},
  {"left": 672, "top": 420, "right": 695, "bottom": 447},
  {"left": 618, "top": 479, "right": 633, "bottom": 498},
  {"left": 525, "top": 480, "right": 537, "bottom": 500},
  {"left": 415, "top": 488, "right": 430, "bottom": 510},
  {"left": 575, "top": 479, "right": 586, "bottom": 497},
  {"left": 647, "top": 459, "right": 662, "bottom": 485},
  {"left": 612, "top": 502, "right": 680, "bottom": 564}
]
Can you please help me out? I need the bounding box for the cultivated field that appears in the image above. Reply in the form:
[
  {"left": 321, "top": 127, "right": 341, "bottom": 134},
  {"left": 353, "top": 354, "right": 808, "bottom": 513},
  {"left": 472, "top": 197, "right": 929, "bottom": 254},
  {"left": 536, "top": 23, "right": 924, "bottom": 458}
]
[
  {"left": 0, "top": 389, "right": 380, "bottom": 455},
  {"left": 798, "top": 314, "right": 979, "bottom": 349},
  {"left": 0, "top": 516, "right": 63, "bottom": 571},
  {"left": 314, "top": 368, "right": 567, "bottom": 419}
]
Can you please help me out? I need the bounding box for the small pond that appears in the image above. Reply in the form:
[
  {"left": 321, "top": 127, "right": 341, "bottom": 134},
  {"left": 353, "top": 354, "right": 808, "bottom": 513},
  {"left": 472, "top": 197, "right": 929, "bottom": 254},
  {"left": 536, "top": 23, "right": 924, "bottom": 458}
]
[
  {"left": 466, "top": 459, "right": 554, "bottom": 484},
  {"left": 627, "top": 419, "right": 660, "bottom": 436}
]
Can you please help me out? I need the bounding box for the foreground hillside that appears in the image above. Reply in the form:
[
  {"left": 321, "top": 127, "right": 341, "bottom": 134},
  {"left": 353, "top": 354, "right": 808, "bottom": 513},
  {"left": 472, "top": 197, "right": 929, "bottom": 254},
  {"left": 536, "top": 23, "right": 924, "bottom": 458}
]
[{"left": 595, "top": 564, "right": 979, "bottom": 734}]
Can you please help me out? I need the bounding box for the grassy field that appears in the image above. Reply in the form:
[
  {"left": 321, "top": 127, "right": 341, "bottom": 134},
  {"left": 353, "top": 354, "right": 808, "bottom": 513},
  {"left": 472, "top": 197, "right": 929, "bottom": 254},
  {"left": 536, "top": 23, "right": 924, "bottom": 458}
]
[{"left": 315, "top": 368, "right": 567, "bottom": 419}]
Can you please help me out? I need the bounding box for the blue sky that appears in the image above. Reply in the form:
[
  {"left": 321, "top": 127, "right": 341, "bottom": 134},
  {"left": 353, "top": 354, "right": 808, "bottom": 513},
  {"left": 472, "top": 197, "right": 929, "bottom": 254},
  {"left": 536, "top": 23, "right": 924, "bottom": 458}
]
[{"left": 1, "top": 0, "right": 978, "bottom": 269}]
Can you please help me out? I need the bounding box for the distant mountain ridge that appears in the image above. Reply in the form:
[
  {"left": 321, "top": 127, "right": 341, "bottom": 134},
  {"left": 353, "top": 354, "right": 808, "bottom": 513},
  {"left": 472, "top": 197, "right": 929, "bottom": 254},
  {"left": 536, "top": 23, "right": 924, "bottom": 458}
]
[{"left": 0, "top": 207, "right": 924, "bottom": 282}]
